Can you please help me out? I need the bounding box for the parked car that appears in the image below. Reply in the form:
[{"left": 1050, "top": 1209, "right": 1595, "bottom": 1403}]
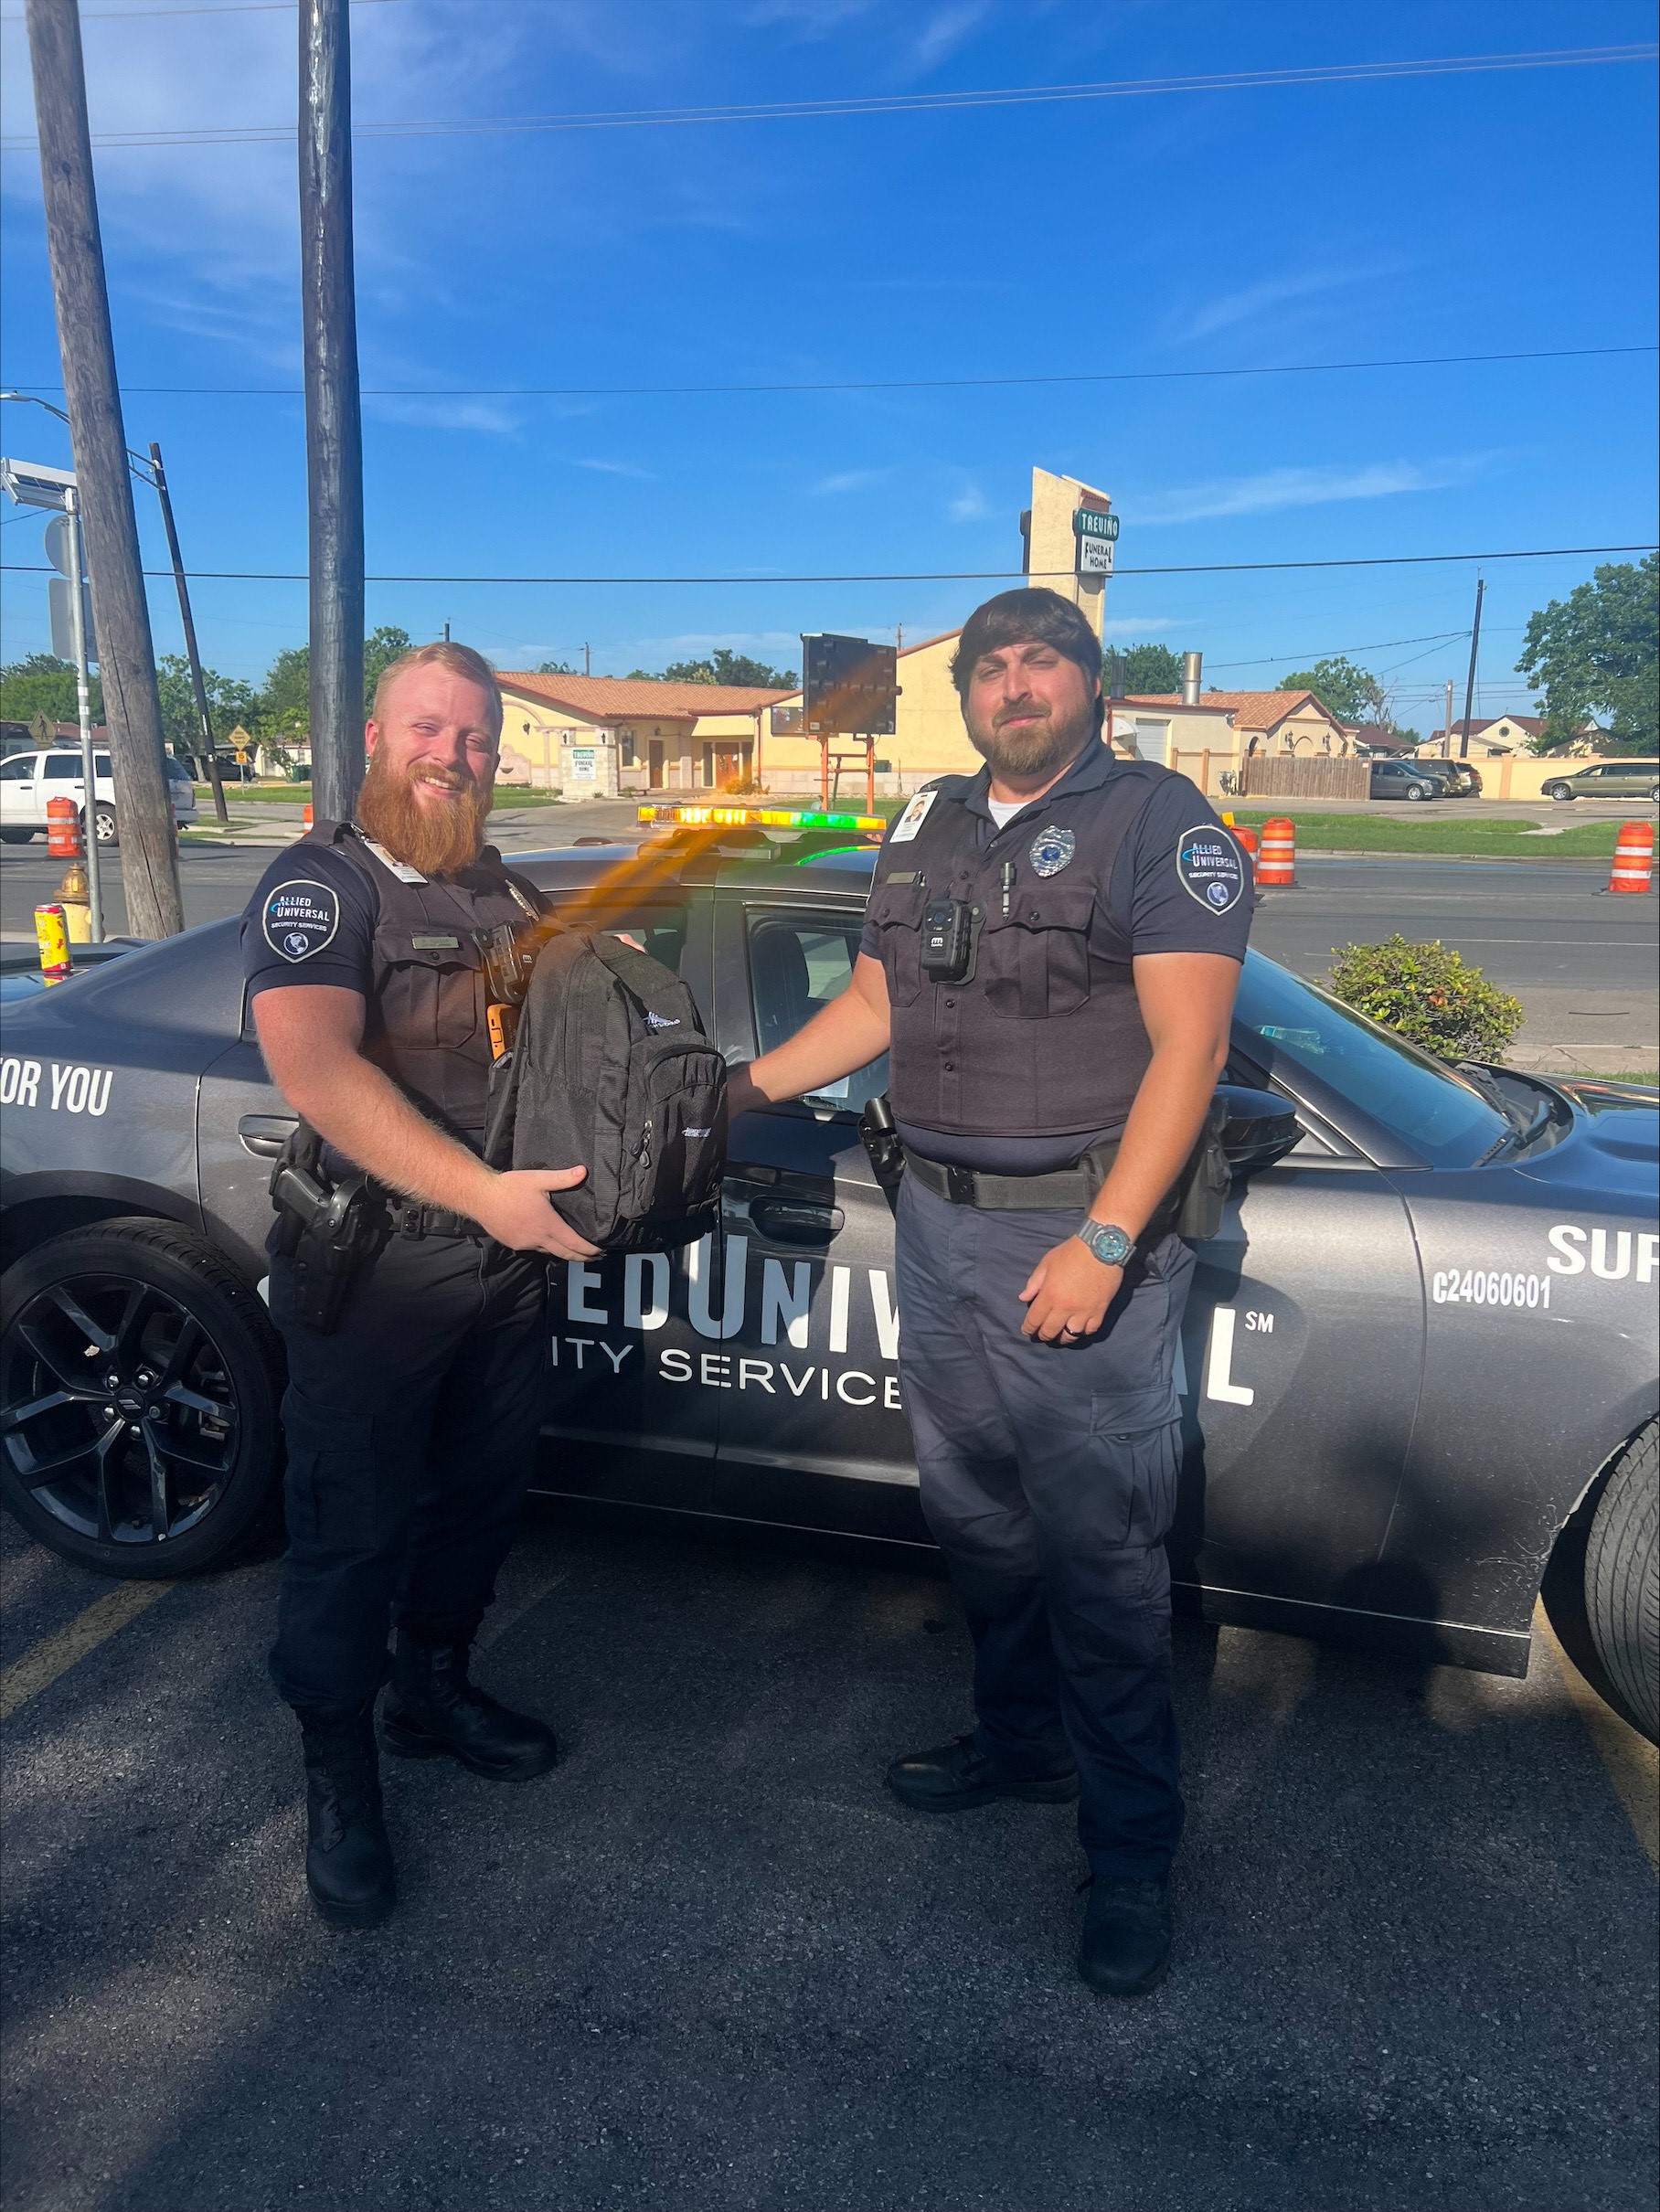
[
  {"left": 1368, "top": 759, "right": 1444, "bottom": 802},
  {"left": 1410, "top": 760, "right": 1483, "bottom": 797},
  {"left": 1, "top": 819, "right": 1656, "bottom": 1740},
  {"left": 0, "top": 747, "right": 197, "bottom": 845},
  {"left": 1541, "top": 760, "right": 1660, "bottom": 803}
]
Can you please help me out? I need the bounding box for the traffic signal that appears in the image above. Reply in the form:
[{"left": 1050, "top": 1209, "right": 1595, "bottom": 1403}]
[{"left": 801, "top": 633, "right": 899, "bottom": 736}]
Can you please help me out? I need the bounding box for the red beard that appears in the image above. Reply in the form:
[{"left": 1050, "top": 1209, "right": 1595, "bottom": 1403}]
[{"left": 357, "top": 752, "right": 493, "bottom": 877}]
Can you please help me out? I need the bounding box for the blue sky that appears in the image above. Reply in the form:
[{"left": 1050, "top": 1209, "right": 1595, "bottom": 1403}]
[{"left": 2, "top": 0, "right": 1655, "bottom": 731}]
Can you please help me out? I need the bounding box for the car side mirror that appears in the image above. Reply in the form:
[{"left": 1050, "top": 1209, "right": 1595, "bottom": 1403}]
[{"left": 1214, "top": 1083, "right": 1303, "bottom": 1175}]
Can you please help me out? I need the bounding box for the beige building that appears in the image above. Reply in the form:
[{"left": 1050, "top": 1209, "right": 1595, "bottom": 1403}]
[{"left": 495, "top": 674, "right": 790, "bottom": 797}]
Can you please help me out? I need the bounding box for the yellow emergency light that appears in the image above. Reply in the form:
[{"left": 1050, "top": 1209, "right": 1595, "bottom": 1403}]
[{"left": 635, "top": 804, "right": 885, "bottom": 835}]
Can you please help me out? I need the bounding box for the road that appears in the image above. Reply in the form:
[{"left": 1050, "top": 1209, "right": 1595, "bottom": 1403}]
[
  {"left": 5, "top": 810, "right": 1653, "bottom": 1070},
  {"left": 2, "top": 1503, "right": 1655, "bottom": 2212}
]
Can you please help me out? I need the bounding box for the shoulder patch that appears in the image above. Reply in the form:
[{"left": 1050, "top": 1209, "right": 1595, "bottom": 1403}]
[
  {"left": 262, "top": 877, "right": 342, "bottom": 963},
  {"left": 889, "top": 789, "right": 938, "bottom": 845},
  {"left": 1176, "top": 824, "right": 1245, "bottom": 913}
]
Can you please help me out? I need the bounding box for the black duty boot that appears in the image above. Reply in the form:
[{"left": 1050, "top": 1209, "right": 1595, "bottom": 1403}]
[
  {"left": 886, "top": 1733, "right": 1079, "bottom": 1813},
  {"left": 298, "top": 1705, "right": 396, "bottom": 1930},
  {"left": 380, "top": 1632, "right": 559, "bottom": 1781},
  {"left": 1078, "top": 1875, "right": 1173, "bottom": 1998}
]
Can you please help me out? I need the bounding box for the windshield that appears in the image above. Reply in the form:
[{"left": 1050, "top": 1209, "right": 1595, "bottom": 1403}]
[{"left": 1233, "top": 952, "right": 1511, "bottom": 1167}]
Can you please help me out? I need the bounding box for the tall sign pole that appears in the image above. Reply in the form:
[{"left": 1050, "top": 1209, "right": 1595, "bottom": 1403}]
[
  {"left": 25, "top": 0, "right": 184, "bottom": 937},
  {"left": 300, "top": 0, "right": 365, "bottom": 824},
  {"left": 149, "top": 442, "right": 229, "bottom": 824},
  {"left": 61, "top": 485, "right": 104, "bottom": 941}
]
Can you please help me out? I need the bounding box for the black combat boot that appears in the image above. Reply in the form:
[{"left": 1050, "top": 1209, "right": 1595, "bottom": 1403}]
[
  {"left": 886, "top": 1733, "right": 1079, "bottom": 1813},
  {"left": 1077, "top": 1874, "right": 1173, "bottom": 1997},
  {"left": 298, "top": 1704, "right": 397, "bottom": 1930},
  {"left": 380, "top": 1631, "right": 559, "bottom": 1781}
]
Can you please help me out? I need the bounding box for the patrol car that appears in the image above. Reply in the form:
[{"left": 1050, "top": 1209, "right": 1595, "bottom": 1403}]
[{"left": 2, "top": 807, "right": 1655, "bottom": 1741}]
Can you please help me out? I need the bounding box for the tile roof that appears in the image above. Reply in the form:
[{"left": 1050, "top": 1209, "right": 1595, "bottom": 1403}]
[
  {"left": 496, "top": 673, "right": 791, "bottom": 720},
  {"left": 1442, "top": 714, "right": 1546, "bottom": 737},
  {"left": 1120, "top": 694, "right": 1236, "bottom": 716},
  {"left": 1129, "top": 688, "right": 1340, "bottom": 728}
]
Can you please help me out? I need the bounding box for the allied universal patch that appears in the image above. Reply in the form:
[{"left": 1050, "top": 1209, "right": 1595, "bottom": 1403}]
[
  {"left": 1176, "top": 824, "right": 1245, "bottom": 913},
  {"left": 262, "top": 878, "right": 341, "bottom": 963},
  {"left": 888, "top": 789, "right": 938, "bottom": 845},
  {"left": 1029, "top": 824, "right": 1076, "bottom": 877}
]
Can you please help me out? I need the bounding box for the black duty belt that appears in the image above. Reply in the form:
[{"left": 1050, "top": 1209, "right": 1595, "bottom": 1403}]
[
  {"left": 903, "top": 1144, "right": 1118, "bottom": 1211},
  {"left": 383, "top": 1194, "right": 484, "bottom": 1240}
]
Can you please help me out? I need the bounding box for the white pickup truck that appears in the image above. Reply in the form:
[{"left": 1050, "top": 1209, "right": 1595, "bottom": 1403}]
[{"left": 0, "top": 747, "right": 197, "bottom": 845}]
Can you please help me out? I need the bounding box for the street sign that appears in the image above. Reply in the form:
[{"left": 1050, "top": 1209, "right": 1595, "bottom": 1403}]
[
  {"left": 1077, "top": 535, "right": 1114, "bottom": 577},
  {"left": 45, "top": 512, "right": 78, "bottom": 577},
  {"left": 1073, "top": 507, "right": 1119, "bottom": 541},
  {"left": 0, "top": 456, "right": 76, "bottom": 511},
  {"left": 802, "top": 633, "right": 899, "bottom": 736},
  {"left": 48, "top": 574, "right": 96, "bottom": 662}
]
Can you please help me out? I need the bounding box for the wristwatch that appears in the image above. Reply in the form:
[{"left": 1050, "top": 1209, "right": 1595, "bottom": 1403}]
[{"left": 1076, "top": 1219, "right": 1133, "bottom": 1269}]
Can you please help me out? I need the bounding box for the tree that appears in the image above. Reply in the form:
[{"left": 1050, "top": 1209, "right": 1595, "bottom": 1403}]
[
  {"left": 1279, "top": 656, "right": 1388, "bottom": 727},
  {"left": 1516, "top": 554, "right": 1658, "bottom": 754},
  {"left": 254, "top": 624, "right": 418, "bottom": 737},
  {"left": 0, "top": 652, "right": 103, "bottom": 728},
  {"left": 537, "top": 659, "right": 579, "bottom": 675},
  {"left": 1112, "top": 643, "right": 1185, "bottom": 696},
  {"left": 636, "top": 649, "right": 797, "bottom": 688},
  {"left": 154, "top": 654, "right": 261, "bottom": 760}
]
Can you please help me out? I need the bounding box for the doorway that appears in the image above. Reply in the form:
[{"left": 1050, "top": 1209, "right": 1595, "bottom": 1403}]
[{"left": 648, "top": 739, "right": 665, "bottom": 790}]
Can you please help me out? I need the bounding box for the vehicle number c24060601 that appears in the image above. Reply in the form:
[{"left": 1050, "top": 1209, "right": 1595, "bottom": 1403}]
[{"left": 1431, "top": 1268, "right": 1551, "bottom": 1309}]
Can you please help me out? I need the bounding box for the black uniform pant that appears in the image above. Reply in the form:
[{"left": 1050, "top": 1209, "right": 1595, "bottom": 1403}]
[
  {"left": 895, "top": 1175, "right": 1192, "bottom": 1880},
  {"left": 266, "top": 1228, "right": 548, "bottom": 1717}
]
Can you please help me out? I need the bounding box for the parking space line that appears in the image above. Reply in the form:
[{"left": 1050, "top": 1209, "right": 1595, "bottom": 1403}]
[
  {"left": 1533, "top": 1601, "right": 1659, "bottom": 1875},
  {"left": 0, "top": 1581, "right": 175, "bottom": 1723}
]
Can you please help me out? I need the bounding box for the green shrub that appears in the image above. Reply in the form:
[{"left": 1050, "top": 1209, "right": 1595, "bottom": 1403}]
[{"left": 1326, "top": 935, "right": 1525, "bottom": 1060}]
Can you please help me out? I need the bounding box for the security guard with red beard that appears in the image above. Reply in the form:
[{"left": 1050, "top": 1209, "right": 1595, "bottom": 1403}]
[
  {"left": 242, "top": 641, "right": 596, "bottom": 1930},
  {"left": 727, "top": 590, "right": 1250, "bottom": 1996}
]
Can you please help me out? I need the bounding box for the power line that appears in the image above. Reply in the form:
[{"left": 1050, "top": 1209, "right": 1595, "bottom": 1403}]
[
  {"left": 2, "top": 543, "right": 1654, "bottom": 587},
  {"left": 4, "top": 343, "right": 1653, "bottom": 402},
  {"left": 0, "top": 1, "right": 408, "bottom": 18},
  {"left": 1208, "top": 629, "right": 1468, "bottom": 671},
  {"left": 2, "top": 44, "right": 1652, "bottom": 152}
]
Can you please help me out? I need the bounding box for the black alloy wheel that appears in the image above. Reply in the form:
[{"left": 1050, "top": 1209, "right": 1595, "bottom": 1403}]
[{"left": 0, "top": 1219, "right": 284, "bottom": 1577}]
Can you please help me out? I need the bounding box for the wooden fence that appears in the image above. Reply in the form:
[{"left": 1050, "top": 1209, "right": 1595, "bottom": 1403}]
[{"left": 1240, "top": 755, "right": 1371, "bottom": 801}]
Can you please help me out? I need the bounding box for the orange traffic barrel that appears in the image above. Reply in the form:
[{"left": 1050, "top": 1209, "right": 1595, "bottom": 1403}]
[
  {"left": 46, "top": 793, "right": 83, "bottom": 860},
  {"left": 1231, "top": 824, "right": 1260, "bottom": 859},
  {"left": 1256, "top": 814, "right": 1296, "bottom": 887},
  {"left": 1607, "top": 820, "right": 1655, "bottom": 894},
  {"left": 303, "top": 803, "right": 314, "bottom": 827}
]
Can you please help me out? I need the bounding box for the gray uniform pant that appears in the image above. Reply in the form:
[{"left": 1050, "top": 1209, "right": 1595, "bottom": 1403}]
[{"left": 896, "top": 1174, "right": 1192, "bottom": 1878}]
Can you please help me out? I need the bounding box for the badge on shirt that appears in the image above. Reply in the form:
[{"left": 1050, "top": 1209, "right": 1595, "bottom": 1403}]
[
  {"left": 1176, "top": 824, "right": 1245, "bottom": 912},
  {"left": 889, "top": 790, "right": 938, "bottom": 844},
  {"left": 1029, "top": 825, "right": 1076, "bottom": 877},
  {"left": 262, "top": 879, "right": 341, "bottom": 962}
]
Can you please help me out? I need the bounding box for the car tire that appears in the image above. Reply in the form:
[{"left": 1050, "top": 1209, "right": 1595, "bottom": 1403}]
[
  {"left": 1545, "top": 782, "right": 1575, "bottom": 802},
  {"left": 0, "top": 828, "right": 35, "bottom": 845},
  {"left": 1406, "top": 783, "right": 1431, "bottom": 801},
  {"left": 91, "top": 802, "right": 118, "bottom": 847},
  {"left": 1583, "top": 1420, "right": 1658, "bottom": 1743},
  {"left": 0, "top": 1218, "right": 285, "bottom": 1579},
  {"left": 1649, "top": 784, "right": 1658, "bottom": 804}
]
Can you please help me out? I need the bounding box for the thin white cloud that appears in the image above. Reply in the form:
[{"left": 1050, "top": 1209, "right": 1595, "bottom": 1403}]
[
  {"left": 809, "top": 467, "right": 890, "bottom": 495},
  {"left": 948, "top": 482, "right": 989, "bottom": 521},
  {"left": 1183, "top": 263, "right": 1400, "bottom": 341},
  {"left": 1133, "top": 461, "right": 1470, "bottom": 526},
  {"left": 571, "top": 458, "right": 658, "bottom": 480},
  {"left": 367, "top": 394, "right": 521, "bottom": 434},
  {"left": 743, "top": 0, "right": 882, "bottom": 37},
  {"left": 910, "top": 3, "right": 992, "bottom": 73}
]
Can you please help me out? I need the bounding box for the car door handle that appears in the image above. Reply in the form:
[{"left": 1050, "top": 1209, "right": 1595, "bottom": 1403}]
[
  {"left": 748, "top": 1197, "right": 845, "bottom": 1243},
  {"left": 237, "top": 1113, "right": 297, "bottom": 1159}
]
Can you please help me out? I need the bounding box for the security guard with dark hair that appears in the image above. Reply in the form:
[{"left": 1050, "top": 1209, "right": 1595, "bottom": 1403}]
[
  {"left": 727, "top": 588, "right": 1250, "bottom": 1995},
  {"left": 243, "top": 641, "right": 598, "bottom": 1930}
]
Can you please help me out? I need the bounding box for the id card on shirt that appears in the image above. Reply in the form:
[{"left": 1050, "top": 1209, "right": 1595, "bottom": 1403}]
[{"left": 889, "top": 790, "right": 938, "bottom": 844}]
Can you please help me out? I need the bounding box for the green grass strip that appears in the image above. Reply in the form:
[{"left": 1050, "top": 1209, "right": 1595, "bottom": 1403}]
[{"left": 1229, "top": 810, "right": 1626, "bottom": 858}]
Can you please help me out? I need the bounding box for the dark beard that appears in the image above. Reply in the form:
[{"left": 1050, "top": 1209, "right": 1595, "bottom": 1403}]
[
  {"left": 356, "top": 752, "right": 493, "bottom": 877},
  {"left": 964, "top": 697, "right": 1096, "bottom": 786}
]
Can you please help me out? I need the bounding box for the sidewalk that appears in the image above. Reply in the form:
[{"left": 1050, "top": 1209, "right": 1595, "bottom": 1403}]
[{"left": 1505, "top": 987, "right": 1658, "bottom": 1077}]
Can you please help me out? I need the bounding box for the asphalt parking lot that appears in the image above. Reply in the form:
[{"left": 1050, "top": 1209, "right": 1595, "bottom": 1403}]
[{"left": 2, "top": 1500, "right": 1655, "bottom": 2212}]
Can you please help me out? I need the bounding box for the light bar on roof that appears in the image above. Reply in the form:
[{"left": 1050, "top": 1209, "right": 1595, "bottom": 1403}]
[{"left": 636, "top": 804, "right": 885, "bottom": 834}]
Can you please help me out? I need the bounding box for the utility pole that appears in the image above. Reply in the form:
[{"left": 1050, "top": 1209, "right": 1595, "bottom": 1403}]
[
  {"left": 25, "top": 0, "right": 184, "bottom": 937},
  {"left": 62, "top": 484, "right": 104, "bottom": 940},
  {"left": 1443, "top": 678, "right": 1454, "bottom": 758},
  {"left": 148, "top": 442, "right": 229, "bottom": 824},
  {"left": 300, "top": 0, "right": 365, "bottom": 824},
  {"left": 1458, "top": 575, "right": 1484, "bottom": 759},
  {"left": 583, "top": 642, "right": 591, "bottom": 676}
]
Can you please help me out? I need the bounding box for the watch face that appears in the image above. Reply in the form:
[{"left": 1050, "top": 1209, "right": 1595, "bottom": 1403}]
[{"left": 1083, "top": 1223, "right": 1133, "bottom": 1266}]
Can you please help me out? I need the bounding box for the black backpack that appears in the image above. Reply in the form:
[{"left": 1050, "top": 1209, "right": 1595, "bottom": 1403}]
[{"left": 484, "top": 926, "right": 727, "bottom": 1251}]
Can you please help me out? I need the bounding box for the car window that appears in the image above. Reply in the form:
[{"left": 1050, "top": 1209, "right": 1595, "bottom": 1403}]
[
  {"left": 0, "top": 757, "right": 33, "bottom": 782},
  {"left": 95, "top": 755, "right": 112, "bottom": 779},
  {"left": 42, "top": 755, "right": 82, "bottom": 778},
  {"left": 1234, "top": 952, "right": 1510, "bottom": 1167},
  {"left": 548, "top": 895, "right": 689, "bottom": 975},
  {"left": 747, "top": 909, "right": 889, "bottom": 1113}
]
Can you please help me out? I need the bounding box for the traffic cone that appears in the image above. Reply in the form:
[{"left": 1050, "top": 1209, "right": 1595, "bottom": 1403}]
[
  {"left": 303, "top": 803, "right": 314, "bottom": 828},
  {"left": 1256, "top": 815, "right": 1296, "bottom": 888},
  {"left": 46, "top": 796, "right": 91, "bottom": 941},
  {"left": 1607, "top": 821, "right": 1655, "bottom": 894}
]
